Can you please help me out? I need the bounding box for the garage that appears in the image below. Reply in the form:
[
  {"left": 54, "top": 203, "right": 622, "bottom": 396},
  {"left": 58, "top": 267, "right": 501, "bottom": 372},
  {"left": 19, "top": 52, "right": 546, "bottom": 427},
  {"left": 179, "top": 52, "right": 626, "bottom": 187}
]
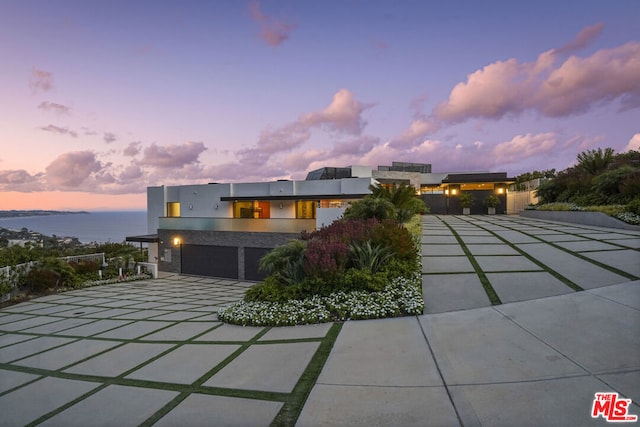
[{"left": 180, "top": 244, "right": 238, "bottom": 279}]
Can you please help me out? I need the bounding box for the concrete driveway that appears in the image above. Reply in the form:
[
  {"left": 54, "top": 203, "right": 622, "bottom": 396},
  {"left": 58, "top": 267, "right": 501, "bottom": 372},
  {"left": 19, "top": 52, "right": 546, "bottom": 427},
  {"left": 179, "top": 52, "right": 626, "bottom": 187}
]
[{"left": 0, "top": 215, "right": 638, "bottom": 426}]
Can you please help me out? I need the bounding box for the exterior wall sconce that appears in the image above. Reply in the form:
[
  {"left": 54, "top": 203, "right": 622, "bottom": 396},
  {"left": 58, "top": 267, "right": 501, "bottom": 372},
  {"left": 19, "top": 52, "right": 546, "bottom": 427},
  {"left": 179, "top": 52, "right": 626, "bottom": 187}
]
[
  {"left": 451, "top": 189, "right": 458, "bottom": 195},
  {"left": 173, "top": 237, "right": 181, "bottom": 246},
  {"left": 445, "top": 189, "right": 449, "bottom": 195},
  {"left": 497, "top": 188, "right": 505, "bottom": 194},
  {"left": 215, "top": 204, "right": 219, "bottom": 209},
  {"left": 279, "top": 203, "right": 284, "bottom": 209}
]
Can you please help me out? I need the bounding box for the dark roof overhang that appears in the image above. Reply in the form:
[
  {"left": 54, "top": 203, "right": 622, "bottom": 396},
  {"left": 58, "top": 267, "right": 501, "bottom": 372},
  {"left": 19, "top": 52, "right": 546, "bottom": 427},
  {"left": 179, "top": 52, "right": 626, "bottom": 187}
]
[
  {"left": 220, "top": 194, "right": 369, "bottom": 202},
  {"left": 442, "top": 173, "right": 516, "bottom": 184},
  {"left": 126, "top": 234, "right": 159, "bottom": 243}
]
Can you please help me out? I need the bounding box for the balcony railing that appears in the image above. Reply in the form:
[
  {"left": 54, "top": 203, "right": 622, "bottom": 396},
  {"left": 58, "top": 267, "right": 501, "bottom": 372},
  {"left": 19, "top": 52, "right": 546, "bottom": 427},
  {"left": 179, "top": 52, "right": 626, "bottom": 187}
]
[{"left": 158, "top": 217, "right": 316, "bottom": 233}]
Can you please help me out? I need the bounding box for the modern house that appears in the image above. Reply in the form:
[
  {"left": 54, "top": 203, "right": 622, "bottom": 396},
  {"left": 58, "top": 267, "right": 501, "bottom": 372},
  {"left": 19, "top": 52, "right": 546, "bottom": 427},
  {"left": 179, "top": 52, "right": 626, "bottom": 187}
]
[{"left": 128, "top": 162, "right": 514, "bottom": 280}]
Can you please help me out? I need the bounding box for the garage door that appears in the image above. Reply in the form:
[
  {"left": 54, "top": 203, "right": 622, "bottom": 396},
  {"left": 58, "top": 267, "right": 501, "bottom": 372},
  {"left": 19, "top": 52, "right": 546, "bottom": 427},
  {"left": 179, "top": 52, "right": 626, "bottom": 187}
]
[
  {"left": 244, "top": 247, "right": 271, "bottom": 281},
  {"left": 181, "top": 244, "right": 238, "bottom": 279}
]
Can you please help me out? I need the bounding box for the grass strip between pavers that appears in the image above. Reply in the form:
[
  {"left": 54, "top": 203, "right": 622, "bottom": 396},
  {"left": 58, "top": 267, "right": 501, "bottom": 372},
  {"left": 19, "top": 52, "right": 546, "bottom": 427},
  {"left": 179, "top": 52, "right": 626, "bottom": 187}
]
[
  {"left": 24, "top": 383, "right": 111, "bottom": 427},
  {"left": 474, "top": 217, "right": 638, "bottom": 283},
  {"left": 270, "top": 322, "right": 343, "bottom": 427},
  {"left": 462, "top": 218, "right": 585, "bottom": 292},
  {"left": 440, "top": 220, "right": 502, "bottom": 305}
]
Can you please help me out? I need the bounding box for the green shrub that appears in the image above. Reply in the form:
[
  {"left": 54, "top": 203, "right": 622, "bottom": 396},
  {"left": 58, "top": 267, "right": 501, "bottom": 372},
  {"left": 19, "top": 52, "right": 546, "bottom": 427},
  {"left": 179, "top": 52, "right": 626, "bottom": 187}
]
[
  {"left": 459, "top": 192, "right": 474, "bottom": 208},
  {"left": 258, "top": 240, "right": 307, "bottom": 286},
  {"left": 343, "top": 197, "right": 396, "bottom": 221},
  {"left": 24, "top": 258, "right": 78, "bottom": 292},
  {"left": 24, "top": 268, "right": 59, "bottom": 292},
  {"left": 340, "top": 268, "right": 389, "bottom": 292},
  {"left": 627, "top": 198, "right": 640, "bottom": 215},
  {"left": 348, "top": 241, "right": 393, "bottom": 273},
  {"left": 483, "top": 194, "right": 501, "bottom": 208},
  {"left": 244, "top": 276, "right": 303, "bottom": 303}
]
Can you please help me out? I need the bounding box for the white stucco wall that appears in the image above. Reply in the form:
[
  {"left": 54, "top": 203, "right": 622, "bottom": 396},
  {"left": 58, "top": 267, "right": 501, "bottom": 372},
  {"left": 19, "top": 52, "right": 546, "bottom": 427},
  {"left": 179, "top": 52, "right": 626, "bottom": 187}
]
[{"left": 147, "top": 187, "right": 165, "bottom": 234}]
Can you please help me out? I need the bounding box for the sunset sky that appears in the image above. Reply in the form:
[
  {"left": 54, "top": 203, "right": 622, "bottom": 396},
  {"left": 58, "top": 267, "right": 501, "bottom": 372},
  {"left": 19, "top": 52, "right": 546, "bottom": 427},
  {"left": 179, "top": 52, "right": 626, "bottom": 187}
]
[{"left": 1, "top": 1, "right": 639, "bottom": 211}]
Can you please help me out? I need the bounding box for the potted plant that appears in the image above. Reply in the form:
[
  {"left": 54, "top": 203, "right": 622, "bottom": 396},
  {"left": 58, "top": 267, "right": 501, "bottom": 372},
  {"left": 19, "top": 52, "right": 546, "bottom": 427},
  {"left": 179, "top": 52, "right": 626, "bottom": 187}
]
[
  {"left": 459, "top": 192, "right": 474, "bottom": 215},
  {"left": 484, "top": 194, "right": 501, "bottom": 215}
]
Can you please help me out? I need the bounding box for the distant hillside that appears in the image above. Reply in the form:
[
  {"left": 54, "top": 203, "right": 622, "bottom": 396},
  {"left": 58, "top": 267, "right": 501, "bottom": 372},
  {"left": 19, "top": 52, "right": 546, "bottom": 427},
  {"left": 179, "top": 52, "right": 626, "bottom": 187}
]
[{"left": 0, "top": 210, "right": 89, "bottom": 218}]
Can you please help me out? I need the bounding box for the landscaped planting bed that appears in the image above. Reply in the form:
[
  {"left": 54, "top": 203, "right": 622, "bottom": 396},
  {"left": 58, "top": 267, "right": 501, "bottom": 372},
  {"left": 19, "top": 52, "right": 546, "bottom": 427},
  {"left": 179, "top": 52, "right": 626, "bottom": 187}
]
[
  {"left": 218, "top": 274, "right": 423, "bottom": 326},
  {"left": 219, "top": 210, "right": 424, "bottom": 326}
]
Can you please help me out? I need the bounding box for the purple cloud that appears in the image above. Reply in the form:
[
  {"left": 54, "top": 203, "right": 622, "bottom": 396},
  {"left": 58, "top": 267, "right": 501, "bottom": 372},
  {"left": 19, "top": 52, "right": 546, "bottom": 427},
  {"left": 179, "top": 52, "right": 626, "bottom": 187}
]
[
  {"left": 29, "top": 67, "right": 53, "bottom": 93},
  {"left": 0, "top": 169, "right": 44, "bottom": 192},
  {"left": 39, "top": 124, "right": 78, "bottom": 138},
  {"left": 103, "top": 132, "right": 117, "bottom": 144},
  {"left": 138, "top": 141, "right": 207, "bottom": 168},
  {"left": 37, "top": 101, "right": 71, "bottom": 115},
  {"left": 45, "top": 151, "right": 102, "bottom": 188},
  {"left": 123, "top": 141, "right": 142, "bottom": 157},
  {"left": 248, "top": 0, "right": 296, "bottom": 47},
  {"left": 553, "top": 22, "right": 605, "bottom": 55}
]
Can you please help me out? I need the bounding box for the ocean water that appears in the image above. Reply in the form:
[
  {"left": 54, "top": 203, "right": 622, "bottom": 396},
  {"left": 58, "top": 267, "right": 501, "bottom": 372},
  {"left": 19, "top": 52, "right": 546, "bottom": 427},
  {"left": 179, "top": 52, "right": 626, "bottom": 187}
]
[{"left": 0, "top": 211, "right": 148, "bottom": 243}]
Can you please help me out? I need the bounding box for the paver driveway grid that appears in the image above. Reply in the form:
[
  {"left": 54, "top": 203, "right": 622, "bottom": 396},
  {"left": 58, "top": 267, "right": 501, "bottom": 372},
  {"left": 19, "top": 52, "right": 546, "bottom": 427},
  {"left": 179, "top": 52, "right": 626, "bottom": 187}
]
[
  {"left": 0, "top": 215, "right": 639, "bottom": 426},
  {"left": 0, "top": 276, "right": 341, "bottom": 426}
]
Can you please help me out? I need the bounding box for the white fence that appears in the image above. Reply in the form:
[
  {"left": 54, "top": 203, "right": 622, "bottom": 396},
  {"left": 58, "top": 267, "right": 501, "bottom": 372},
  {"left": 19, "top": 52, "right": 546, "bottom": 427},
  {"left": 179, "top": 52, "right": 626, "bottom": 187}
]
[
  {"left": 137, "top": 262, "right": 158, "bottom": 278},
  {"left": 62, "top": 253, "right": 106, "bottom": 265},
  {"left": 1, "top": 253, "right": 107, "bottom": 302}
]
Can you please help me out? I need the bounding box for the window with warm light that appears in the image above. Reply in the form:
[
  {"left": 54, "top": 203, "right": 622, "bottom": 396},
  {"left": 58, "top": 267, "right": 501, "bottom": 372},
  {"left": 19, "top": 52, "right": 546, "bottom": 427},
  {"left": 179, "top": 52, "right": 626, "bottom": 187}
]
[
  {"left": 233, "top": 201, "right": 270, "bottom": 218},
  {"left": 167, "top": 202, "right": 180, "bottom": 217},
  {"left": 296, "top": 200, "right": 316, "bottom": 218}
]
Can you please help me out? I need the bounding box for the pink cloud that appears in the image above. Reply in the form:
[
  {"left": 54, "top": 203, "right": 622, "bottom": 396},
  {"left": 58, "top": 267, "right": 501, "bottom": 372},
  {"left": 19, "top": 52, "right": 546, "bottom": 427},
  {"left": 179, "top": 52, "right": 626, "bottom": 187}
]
[
  {"left": 390, "top": 117, "right": 440, "bottom": 148},
  {"left": 45, "top": 151, "right": 102, "bottom": 188},
  {"left": 37, "top": 101, "right": 71, "bottom": 115},
  {"left": 138, "top": 141, "right": 207, "bottom": 168},
  {"left": 248, "top": 0, "right": 296, "bottom": 47},
  {"left": 491, "top": 133, "right": 558, "bottom": 164},
  {"left": 29, "top": 67, "right": 53, "bottom": 93},
  {"left": 535, "top": 42, "right": 640, "bottom": 116},
  {"left": 300, "top": 88, "right": 371, "bottom": 134},
  {"left": 388, "top": 24, "right": 637, "bottom": 149},
  {"left": 434, "top": 39, "right": 640, "bottom": 123},
  {"left": 623, "top": 133, "right": 640, "bottom": 152},
  {"left": 237, "top": 88, "right": 371, "bottom": 170}
]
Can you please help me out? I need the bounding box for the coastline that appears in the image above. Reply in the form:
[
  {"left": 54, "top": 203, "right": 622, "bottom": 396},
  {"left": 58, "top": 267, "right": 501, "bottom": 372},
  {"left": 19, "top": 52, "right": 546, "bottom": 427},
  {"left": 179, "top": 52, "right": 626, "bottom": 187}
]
[{"left": 0, "top": 210, "right": 89, "bottom": 219}]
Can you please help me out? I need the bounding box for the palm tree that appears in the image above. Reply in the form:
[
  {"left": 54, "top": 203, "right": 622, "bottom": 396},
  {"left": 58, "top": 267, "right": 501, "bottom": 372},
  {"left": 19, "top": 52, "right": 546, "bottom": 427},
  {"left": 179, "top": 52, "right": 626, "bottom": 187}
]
[
  {"left": 368, "top": 183, "right": 426, "bottom": 222},
  {"left": 577, "top": 147, "right": 615, "bottom": 175}
]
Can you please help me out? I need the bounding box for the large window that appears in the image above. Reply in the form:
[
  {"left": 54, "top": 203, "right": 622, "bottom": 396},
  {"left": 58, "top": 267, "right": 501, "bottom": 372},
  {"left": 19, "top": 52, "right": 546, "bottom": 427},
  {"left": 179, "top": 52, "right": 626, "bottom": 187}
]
[
  {"left": 319, "top": 199, "right": 348, "bottom": 208},
  {"left": 296, "top": 201, "right": 316, "bottom": 219},
  {"left": 233, "top": 201, "right": 271, "bottom": 218},
  {"left": 167, "top": 202, "right": 180, "bottom": 217}
]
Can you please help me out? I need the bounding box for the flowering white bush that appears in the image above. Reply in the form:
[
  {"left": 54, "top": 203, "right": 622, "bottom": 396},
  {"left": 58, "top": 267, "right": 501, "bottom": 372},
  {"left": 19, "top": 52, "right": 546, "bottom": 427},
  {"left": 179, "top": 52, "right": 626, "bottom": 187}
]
[
  {"left": 616, "top": 212, "right": 640, "bottom": 225},
  {"left": 218, "top": 274, "right": 424, "bottom": 326}
]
